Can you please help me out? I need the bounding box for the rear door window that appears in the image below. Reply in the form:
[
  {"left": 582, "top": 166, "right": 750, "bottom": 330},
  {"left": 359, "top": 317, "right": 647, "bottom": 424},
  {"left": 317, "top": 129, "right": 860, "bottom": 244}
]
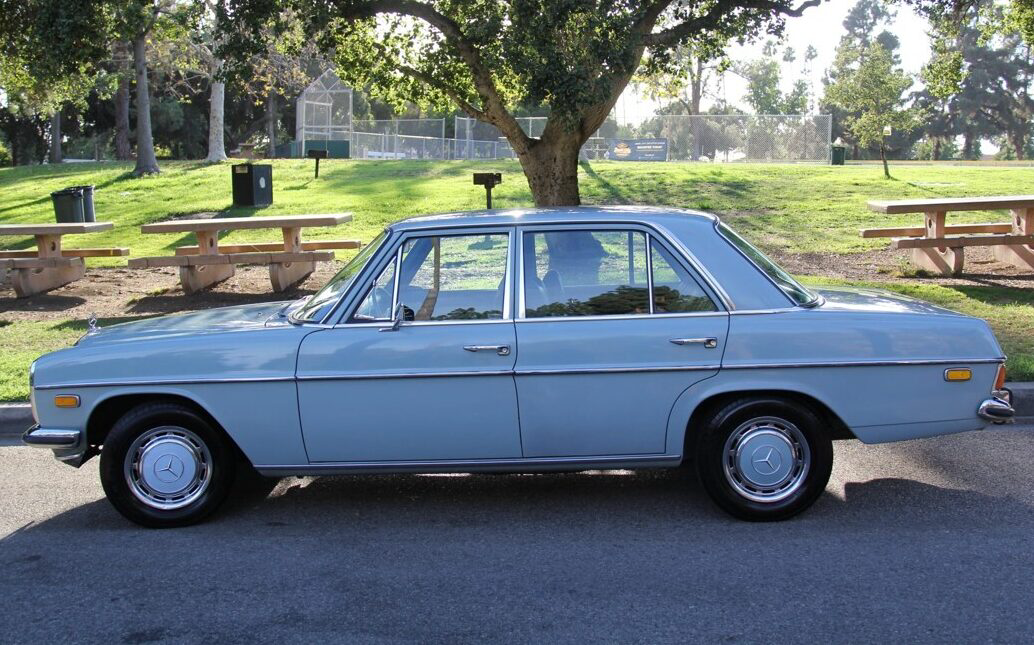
[{"left": 522, "top": 229, "right": 717, "bottom": 318}]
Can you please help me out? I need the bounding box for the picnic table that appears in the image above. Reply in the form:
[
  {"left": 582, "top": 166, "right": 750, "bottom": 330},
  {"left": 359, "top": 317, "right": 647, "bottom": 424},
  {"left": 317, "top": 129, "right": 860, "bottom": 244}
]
[
  {"left": 863, "top": 196, "right": 1034, "bottom": 275},
  {"left": 0, "top": 222, "right": 128, "bottom": 297},
  {"left": 129, "top": 214, "right": 359, "bottom": 294}
]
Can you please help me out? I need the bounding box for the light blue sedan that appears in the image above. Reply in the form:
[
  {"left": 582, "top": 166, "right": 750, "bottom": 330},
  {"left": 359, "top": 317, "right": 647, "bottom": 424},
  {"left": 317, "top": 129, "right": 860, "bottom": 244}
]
[{"left": 23, "top": 207, "right": 1014, "bottom": 526}]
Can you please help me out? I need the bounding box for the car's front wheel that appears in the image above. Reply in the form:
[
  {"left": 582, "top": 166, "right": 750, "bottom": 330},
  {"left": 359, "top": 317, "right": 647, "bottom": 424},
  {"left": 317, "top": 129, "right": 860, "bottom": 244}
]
[
  {"left": 695, "top": 397, "right": 832, "bottom": 521},
  {"left": 100, "top": 402, "right": 236, "bottom": 528}
]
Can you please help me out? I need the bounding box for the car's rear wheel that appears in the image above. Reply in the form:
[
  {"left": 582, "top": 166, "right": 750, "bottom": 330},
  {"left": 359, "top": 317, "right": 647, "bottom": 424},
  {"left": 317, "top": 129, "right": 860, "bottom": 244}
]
[
  {"left": 100, "top": 402, "right": 236, "bottom": 528},
  {"left": 695, "top": 397, "right": 832, "bottom": 521}
]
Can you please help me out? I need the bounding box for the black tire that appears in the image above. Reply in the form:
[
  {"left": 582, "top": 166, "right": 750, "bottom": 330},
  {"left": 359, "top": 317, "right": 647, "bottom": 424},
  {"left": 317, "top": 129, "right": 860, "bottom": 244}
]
[
  {"left": 695, "top": 397, "right": 832, "bottom": 521},
  {"left": 100, "top": 402, "right": 236, "bottom": 528}
]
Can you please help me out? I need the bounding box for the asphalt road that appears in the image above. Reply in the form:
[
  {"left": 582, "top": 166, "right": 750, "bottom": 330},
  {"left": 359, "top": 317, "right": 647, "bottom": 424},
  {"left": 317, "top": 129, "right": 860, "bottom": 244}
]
[{"left": 2, "top": 426, "right": 1034, "bottom": 644}]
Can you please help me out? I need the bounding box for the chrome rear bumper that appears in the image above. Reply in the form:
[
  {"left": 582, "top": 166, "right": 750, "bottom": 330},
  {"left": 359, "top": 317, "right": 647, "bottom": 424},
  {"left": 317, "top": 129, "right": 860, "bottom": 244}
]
[
  {"left": 22, "top": 425, "right": 81, "bottom": 447},
  {"left": 978, "top": 392, "right": 1014, "bottom": 424}
]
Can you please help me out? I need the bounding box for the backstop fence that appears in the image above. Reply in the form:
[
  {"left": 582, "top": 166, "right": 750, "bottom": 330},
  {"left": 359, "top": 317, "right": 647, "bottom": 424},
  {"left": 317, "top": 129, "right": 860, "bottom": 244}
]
[
  {"left": 641, "top": 114, "right": 833, "bottom": 163},
  {"left": 294, "top": 73, "right": 831, "bottom": 163}
]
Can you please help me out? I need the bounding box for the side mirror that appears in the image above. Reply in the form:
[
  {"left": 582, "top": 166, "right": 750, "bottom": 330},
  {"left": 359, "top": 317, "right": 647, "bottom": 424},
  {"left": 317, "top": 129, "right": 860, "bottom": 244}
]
[{"left": 381, "top": 301, "right": 407, "bottom": 332}]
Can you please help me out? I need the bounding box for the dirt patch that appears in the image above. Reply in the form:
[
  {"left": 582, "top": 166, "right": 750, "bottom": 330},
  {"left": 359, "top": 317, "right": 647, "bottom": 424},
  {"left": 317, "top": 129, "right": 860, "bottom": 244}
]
[
  {"left": 769, "top": 245, "right": 1034, "bottom": 291},
  {"left": 0, "top": 262, "right": 345, "bottom": 322}
]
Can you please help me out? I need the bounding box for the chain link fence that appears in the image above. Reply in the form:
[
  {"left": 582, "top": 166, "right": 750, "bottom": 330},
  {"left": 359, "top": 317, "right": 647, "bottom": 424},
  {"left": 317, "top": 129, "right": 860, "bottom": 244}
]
[
  {"left": 295, "top": 72, "right": 831, "bottom": 162},
  {"left": 641, "top": 115, "right": 832, "bottom": 163}
]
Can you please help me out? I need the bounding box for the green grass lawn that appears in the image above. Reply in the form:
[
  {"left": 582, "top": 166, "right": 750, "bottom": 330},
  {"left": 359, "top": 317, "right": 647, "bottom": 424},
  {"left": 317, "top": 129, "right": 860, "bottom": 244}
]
[{"left": 1, "top": 159, "right": 1032, "bottom": 400}]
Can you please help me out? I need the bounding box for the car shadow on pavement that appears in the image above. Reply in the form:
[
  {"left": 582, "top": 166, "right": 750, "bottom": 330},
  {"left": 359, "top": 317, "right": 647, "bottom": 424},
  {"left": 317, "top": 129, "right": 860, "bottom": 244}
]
[
  {"left": 4, "top": 469, "right": 1027, "bottom": 539},
  {"left": 10, "top": 469, "right": 1034, "bottom": 537}
]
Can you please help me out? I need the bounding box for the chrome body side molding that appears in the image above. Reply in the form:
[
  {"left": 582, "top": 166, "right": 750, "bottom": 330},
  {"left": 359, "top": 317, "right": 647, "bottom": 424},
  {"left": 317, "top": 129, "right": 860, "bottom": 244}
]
[
  {"left": 255, "top": 454, "right": 681, "bottom": 476},
  {"left": 722, "top": 358, "right": 1007, "bottom": 370}
]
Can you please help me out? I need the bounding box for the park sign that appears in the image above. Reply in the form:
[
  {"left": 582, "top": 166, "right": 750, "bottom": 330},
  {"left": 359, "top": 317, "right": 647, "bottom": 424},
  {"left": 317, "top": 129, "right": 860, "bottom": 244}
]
[{"left": 607, "top": 139, "right": 669, "bottom": 162}]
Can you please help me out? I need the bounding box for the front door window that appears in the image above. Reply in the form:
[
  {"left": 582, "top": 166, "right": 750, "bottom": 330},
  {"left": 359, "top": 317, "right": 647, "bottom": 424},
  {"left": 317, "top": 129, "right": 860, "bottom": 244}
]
[{"left": 399, "top": 234, "right": 508, "bottom": 321}]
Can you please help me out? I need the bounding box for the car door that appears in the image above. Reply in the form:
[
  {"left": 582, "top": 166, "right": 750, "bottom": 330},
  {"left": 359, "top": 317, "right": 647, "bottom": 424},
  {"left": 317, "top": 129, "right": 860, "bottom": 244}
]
[
  {"left": 514, "top": 225, "right": 729, "bottom": 457},
  {"left": 296, "top": 228, "right": 521, "bottom": 462}
]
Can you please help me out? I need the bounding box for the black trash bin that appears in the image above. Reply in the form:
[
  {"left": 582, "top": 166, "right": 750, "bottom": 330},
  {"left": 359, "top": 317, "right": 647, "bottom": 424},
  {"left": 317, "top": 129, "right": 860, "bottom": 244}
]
[
  {"left": 831, "top": 145, "right": 846, "bottom": 166},
  {"left": 51, "top": 187, "right": 85, "bottom": 223},
  {"left": 71, "top": 185, "right": 95, "bottom": 222},
  {"left": 231, "top": 164, "right": 273, "bottom": 207}
]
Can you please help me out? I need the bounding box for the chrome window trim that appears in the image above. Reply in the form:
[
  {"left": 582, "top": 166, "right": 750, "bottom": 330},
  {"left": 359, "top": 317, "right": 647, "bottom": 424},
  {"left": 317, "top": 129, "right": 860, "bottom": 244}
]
[
  {"left": 515, "top": 311, "right": 728, "bottom": 324},
  {"left": 645, "top": 234, "right": 655, "bottom": 314},
  {"left": 341, "top": 227, "right": 514, "bottom": 325},
  {"left": 390, "top": 244, "right": 403, "bottom": 317},
  {"left": 255, "top": 453, "right": 681, "bottom": 475},
  {"left": 516, "top": 223, "right": 728, "bottom": 320},
  {"left": 335, "top": 319, "right": 515, "bottom": 329},
  {"left": 298, "top": 370, "right": 515, "bottom": 381}
]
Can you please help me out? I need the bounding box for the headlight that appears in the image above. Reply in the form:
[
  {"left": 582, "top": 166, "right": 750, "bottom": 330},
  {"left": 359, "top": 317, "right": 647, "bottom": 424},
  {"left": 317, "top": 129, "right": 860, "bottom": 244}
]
[{"left": 28, "top": 360, "right": 36, "bottom": 389}]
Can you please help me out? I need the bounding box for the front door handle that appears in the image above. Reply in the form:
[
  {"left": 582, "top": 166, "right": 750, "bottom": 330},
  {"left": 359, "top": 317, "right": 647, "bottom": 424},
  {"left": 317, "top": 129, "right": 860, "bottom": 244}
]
[
  {"left": 463, "top": 344, "right": 511, "bottom": 356},
  {"left": 670, "top": 337, "right": 718, "bottom": 349}
]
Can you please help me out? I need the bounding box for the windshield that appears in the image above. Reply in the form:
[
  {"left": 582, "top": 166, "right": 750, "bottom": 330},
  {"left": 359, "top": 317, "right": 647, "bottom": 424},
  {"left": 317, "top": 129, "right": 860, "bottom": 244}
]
[
  {"left": 717, "top": 223, "right": 819, "bottom": 306},
  {"left": 292, "top": 230, "right": 389, "bottom": 322}
]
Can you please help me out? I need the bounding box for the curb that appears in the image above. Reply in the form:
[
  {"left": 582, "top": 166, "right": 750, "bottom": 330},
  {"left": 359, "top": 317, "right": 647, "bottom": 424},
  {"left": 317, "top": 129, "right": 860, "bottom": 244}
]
[
  {"left": 0, "top": 404, "right": 31, "bottom": 438},
  {"left": 4, "top": 384, "right": 1034, "bottom": 440}
]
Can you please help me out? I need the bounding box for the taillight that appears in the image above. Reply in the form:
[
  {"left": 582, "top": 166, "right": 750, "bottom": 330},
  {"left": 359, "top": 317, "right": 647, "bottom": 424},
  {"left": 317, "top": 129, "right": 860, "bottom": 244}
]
[{"left": 994, "top": 364, "right": 1007, "bottom": 390}]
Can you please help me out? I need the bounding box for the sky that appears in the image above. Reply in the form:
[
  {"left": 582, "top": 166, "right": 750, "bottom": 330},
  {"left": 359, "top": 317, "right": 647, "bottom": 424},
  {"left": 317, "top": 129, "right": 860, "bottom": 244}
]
[{"left": 613, "top": 0, "right": 933, "bottom": 125}]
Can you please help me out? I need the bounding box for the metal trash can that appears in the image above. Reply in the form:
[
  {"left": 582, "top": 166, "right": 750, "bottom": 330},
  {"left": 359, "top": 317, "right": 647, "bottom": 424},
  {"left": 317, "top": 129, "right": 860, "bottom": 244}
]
[
  {"left": 831, "top": 145, "right": 846, "bottom": 166},
  {"left": 72, "top": 185, "right": 95, "bottom": 222},
  {"left": 231, "top": 163, "right": 273, "bottom": 207},
  {"left": 51, "top": 187, "right": 85, "bottom": 223}
]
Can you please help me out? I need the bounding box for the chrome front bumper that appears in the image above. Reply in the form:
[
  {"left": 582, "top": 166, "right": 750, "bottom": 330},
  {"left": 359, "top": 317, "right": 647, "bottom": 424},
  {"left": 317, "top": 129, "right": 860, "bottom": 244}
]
[
  {"left": 22, "top": 425, "right": 81, "bottom": 447},
  {"left": 978, "top": 390, "right": 1014, "bottom": 424}
]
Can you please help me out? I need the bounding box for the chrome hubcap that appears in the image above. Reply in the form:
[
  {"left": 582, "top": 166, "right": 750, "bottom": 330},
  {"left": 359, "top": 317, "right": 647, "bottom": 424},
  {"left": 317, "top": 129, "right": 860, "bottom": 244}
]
[
  {"left": 125, "top": 426, "right": 212, "bottom": 510},
  {"left": 723, "top": 416, "right": 810, "bottom": 503}
]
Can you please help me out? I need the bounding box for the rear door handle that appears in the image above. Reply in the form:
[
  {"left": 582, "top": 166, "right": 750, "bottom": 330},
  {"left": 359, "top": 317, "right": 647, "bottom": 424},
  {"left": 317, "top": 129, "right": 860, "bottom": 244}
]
[
  {"left": 464, "top": 344, "right": 511, "bottom": 356},
  {"left": 670, "top": 337, "right": 718, "bottom": 348}
]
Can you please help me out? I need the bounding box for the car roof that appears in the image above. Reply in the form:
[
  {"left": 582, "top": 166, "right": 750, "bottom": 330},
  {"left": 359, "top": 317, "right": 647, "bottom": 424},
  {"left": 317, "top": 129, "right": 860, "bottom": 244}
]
[{"left": 387, "top": 205, "right": 719, "bottom": 231}]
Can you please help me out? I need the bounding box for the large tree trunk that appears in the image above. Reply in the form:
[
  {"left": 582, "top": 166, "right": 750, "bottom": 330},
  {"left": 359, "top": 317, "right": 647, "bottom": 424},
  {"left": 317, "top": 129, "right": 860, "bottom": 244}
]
[
  {"left": 49, "top": 111, "right": 62, "bottom": 164},
  {"left": 114, "top": 73, "right": 132, "bottom": 161},
  {"left": 933, "top": 137, "right": 942, "bottom": 161},
  {"left": 962, "top": 129, "right": 975, "bottom": 160},
  {"left": 205, "top": 64, "right": 227, "bottom": 163},
  {"left": 518, "top": 134, "right": 583, "bottom": 206},
  {"left": 266, "top": 90, "right": 277, "bottom": 158},
  {"left": 690, "top": 57, "right": 703, "bottom": 161},
  {"left": 1010, "top": 127, "right": 1027, "bottom": 160},
  {"left": 880, "top": 140, "right": 890, "bottom": 179},
  {"left": 132, "top": 35, "right": 160, "bottom": 176}
]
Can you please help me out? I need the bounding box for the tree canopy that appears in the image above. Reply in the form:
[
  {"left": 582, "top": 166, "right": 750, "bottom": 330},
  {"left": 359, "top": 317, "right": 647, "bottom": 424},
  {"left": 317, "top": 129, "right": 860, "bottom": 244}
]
[{"left": 218, "top": 0, "right": 821, "bottom": 205}]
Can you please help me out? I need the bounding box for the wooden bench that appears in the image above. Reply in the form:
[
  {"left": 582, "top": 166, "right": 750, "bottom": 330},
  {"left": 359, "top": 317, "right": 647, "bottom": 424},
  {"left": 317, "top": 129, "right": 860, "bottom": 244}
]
[
  {"left": 863, "top": 196, "right": 1034, "bottom": 275},
  {"left": 129, "top": 214, "right": 357, "bottom": 294},
  {"left": 0, "top": 223, "right": 128, "bottom": 297}
]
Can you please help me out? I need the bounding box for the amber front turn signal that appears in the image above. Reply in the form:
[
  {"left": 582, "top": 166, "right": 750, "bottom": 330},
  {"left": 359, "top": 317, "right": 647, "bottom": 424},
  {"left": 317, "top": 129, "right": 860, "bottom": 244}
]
[
  {"left": 944, "top": 368, "right": 972, "bottom": 382},
  {"left": 53, "top": 395, "right": 80, "bottom": 408}
]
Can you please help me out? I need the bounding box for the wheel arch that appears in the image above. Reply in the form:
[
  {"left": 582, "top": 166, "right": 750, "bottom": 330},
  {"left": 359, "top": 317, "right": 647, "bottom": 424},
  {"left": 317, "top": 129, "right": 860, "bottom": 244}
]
[
  {"left": 673, "top": 387, "right": 855, "bottom": 461},
  {"left": 86, "top": 392, "right": 240, "bottom": 455}
]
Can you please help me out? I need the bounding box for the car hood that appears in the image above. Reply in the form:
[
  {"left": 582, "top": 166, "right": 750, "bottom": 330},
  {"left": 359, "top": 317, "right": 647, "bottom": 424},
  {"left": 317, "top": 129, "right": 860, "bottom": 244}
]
[
  {"left": 75, "top": 301, "right": 296, "bottom": 346},
  {"left": 813, "top": 287, "right": 965, "bottom": 316}
]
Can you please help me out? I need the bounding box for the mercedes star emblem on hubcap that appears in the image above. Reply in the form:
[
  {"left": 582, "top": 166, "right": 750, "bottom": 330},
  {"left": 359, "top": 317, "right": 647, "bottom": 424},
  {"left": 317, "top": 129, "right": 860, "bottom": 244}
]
[
  {"left": 153, "top": 454, "right": 185, "bottom": 483},
  {"left": 751, "top": 446, "right": 782, "bottom": 476}
]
